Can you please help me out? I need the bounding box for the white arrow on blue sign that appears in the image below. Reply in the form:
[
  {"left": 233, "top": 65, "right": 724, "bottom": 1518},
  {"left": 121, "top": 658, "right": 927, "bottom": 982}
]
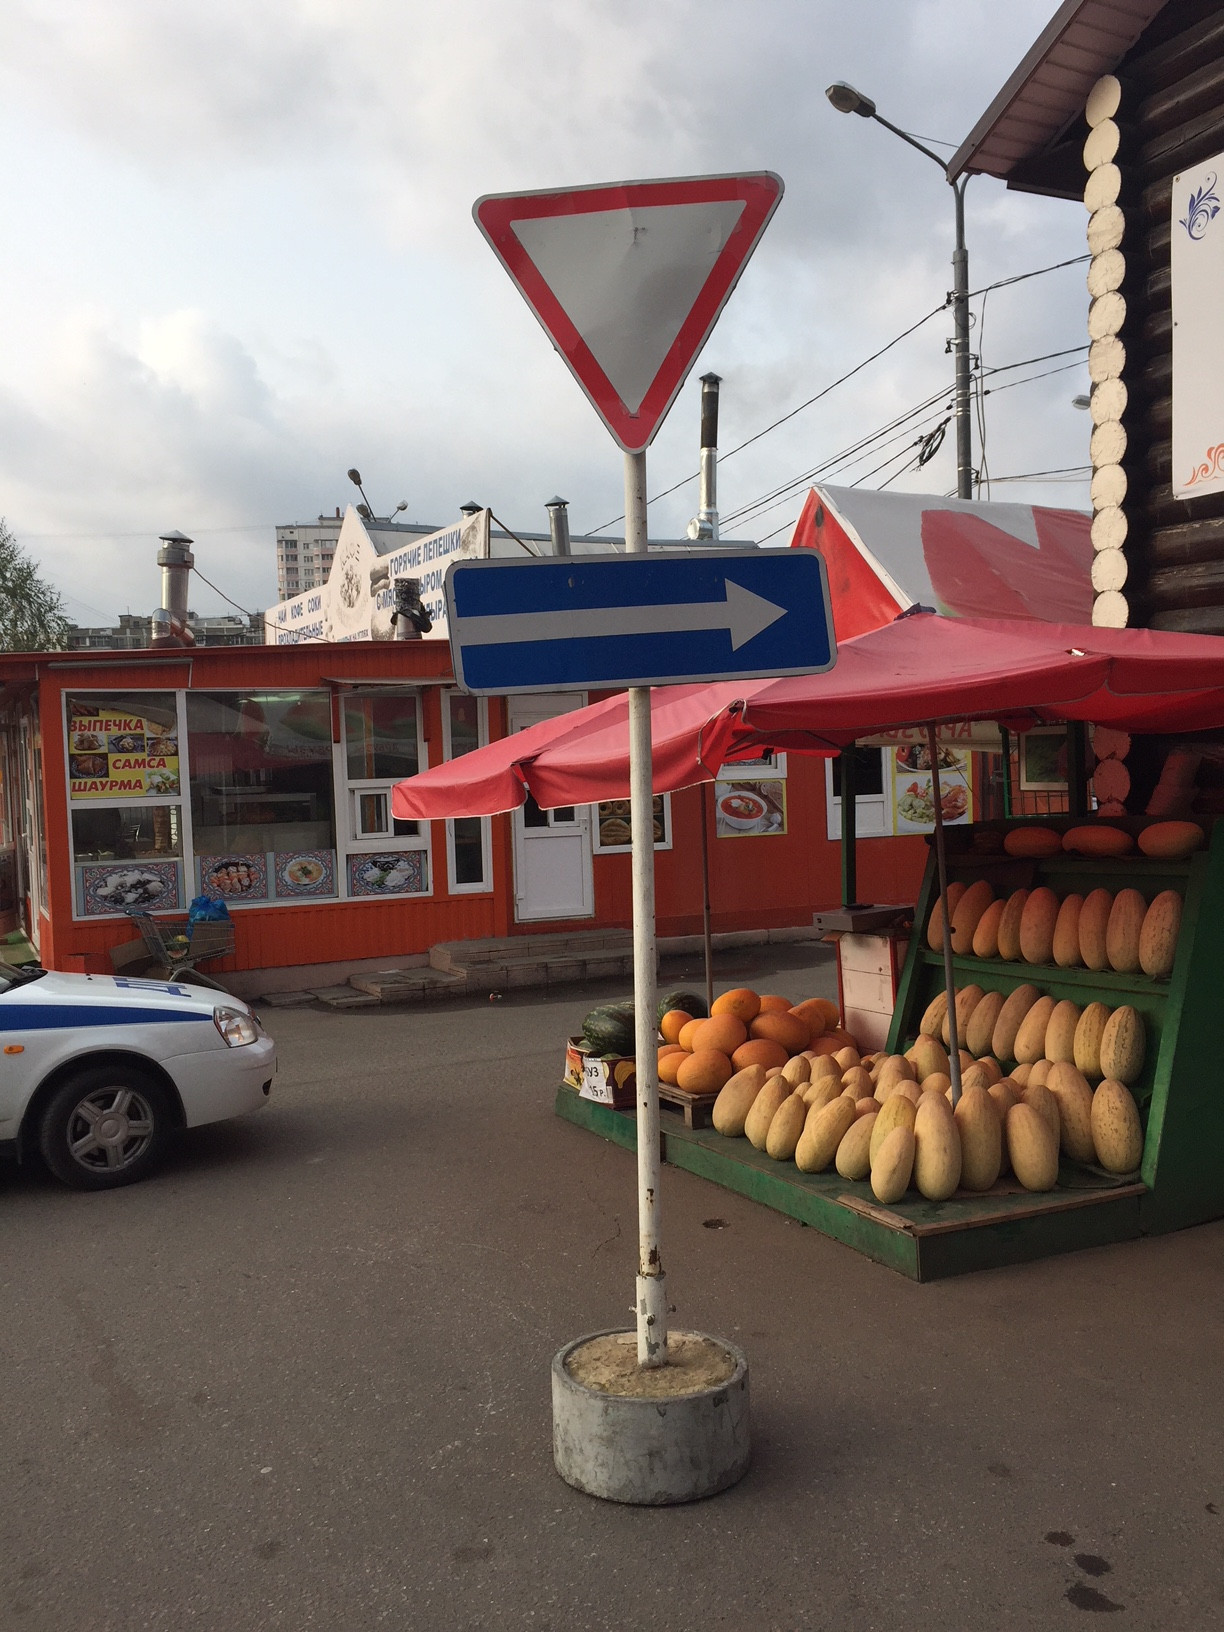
[{"left": 444, "top": 547, "right": 835, "bottom": 694}]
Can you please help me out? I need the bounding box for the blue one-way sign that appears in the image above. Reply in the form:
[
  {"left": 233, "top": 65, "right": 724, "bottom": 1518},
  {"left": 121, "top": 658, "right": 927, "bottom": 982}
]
[{"left": 444, "top": 547, "right": 835, "bottom": 694}]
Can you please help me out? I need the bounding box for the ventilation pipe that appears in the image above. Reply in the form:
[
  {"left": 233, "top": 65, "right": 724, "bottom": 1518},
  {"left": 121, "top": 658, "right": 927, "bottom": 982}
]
[
  {"left": 152, "top": 530, "right": 196, "bottom": 648},
  {"left": 687, "top": 373, "right": 721, "bottom": 541},
  {"left": 545, "top": 495, "right": 572, "bottom": 556}
]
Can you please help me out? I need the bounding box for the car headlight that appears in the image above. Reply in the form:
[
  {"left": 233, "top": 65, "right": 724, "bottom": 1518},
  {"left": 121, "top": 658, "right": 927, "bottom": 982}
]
[{"left": 214, "top": 1006, "right": 259, "bottom": 1048}]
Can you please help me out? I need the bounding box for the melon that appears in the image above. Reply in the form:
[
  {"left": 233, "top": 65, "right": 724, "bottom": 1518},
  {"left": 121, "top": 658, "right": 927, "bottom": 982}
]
[
  {"left": 1027, "top": 1057, "right": 1055, "bottom": 1087},
  {"left": 1052, "top": 894, "right": 1085, "bottom": 967},
  {"left": 891, "top": 1080, "right": 923, "bottom": 1107},
  {"left": 1006, "top": 1102, "right": 1059, "bottom": 1192},
  {"left": 959, "top": 1061, "right": 996, "bottom": 1094},
  {"left": 942, "top": 984, "right": 985, "bottom": 1049},
  {"left": 795, "top": 1093, "right": 856, "bottom": 1173},
  {"left": 954, "top": 1084, "right": 1002, "bottom": 1191},
  {"left": 779, "top": 1054, "right": 812, "bottom": 1089},
  {"left": 996, "top": 890, "right": 1030, "bottom": 961},
  {"left": 1139, "top": 890, "right": 1182, "bottom": 981},
  {"left": 854, "top": 1097, "right": 879, "bottom": 1118},
  {"left": 971, "top": 898, "right": 1006, "bottom": 959},
  {"left": 834, "top": 1111, "right": 877, "bottom": 1179},
  {"left": 913, "top": 1091, "right": 962, "bottom": 1201},
  {"left": 731, "top": 1038, "right": 790, "bottom": 1072},
  {"left": 949, "top": 881, "right": 996, "bottom": 955},
  {"left": 803, "top": 1077, "right": 844, "bottom": 1112},
  {"left": 988, "top": 1080, "right": 1020, "bottom": 1167},
  {"left": 1046, "top": 1062, "right": 1096, "bottom": 1163},
  {"left": 841, "top": 1065, "right": 874, "bottom": 1099},
  {"left": 676, "top": 1049, "right": 735, "bottom": 1095},
  {"left": 1014, "top": 994, "right": 1058, "bottom": 1065},
  {"left": 1106, "top": 889, "right": 1147, "bottom": 974},
  {"left": 927, "top": 881, "right": 967, "bottom": 951},
  {"left": 1078, "top": 888, "right": 1114, "bottom": 970},
  {"left": 1009, "top": 1061, "right": 1033, "bottom": 1088},
  {"left": 921, "top": 1072, "right": 952, "bottom": 1097},
  {"left": 869, "top": 1092, "right": 917, "bottom": 1164},
  {"left": 1003, "top": 825, "right": 1063, "bottom": 858},
  {"left": 1019, "top": 887, "right": 1060, "bottom": 965},
  {"left": 1073, "top": 1001, "right": 1110, "bottom": 1080},
  {"left": 1062, "top": 824, "right": 1135, "bottom": 856},
  {"left": 1099, "top": 1006, "right": 1145, "bottom": 1084},
  {"left": 876, "top": 1055, "right": 917, "bottom": 1093},
  {"left": 1020, "top": 1080, "right": 1061, "bottom": 1147},
  {"left": 991, "top": 984, "right": 1040, "bottom": 1061},
  {"left": 832, "top": 1045, "right": 861, "bottom": 1072},
  {"left": 1091, "top": 1079, "right": 1144, "bottom": 1173},
  {"left": 749, "top": 1011, "right": 809, "bottom": 1055},
  {"left": 965, "top": 990, "right": 1005, "bottom": 1058},
  {"left": 1137, "top": 820, "right": 1204, "bottom": 859},
  {"left": 919, "top": 990, "right": 949, "bottom": 1038},
  {"left": 1044, "top": 999, "right": 1083, "bottom": 1064},
  {"left": 907, "top": 1035, "right": 950, "bottom": 1083},
  {"left": 765, "top": 1090, "right": 809, "bottom": 1161},
  {"left": 711, "top": 1064, "right": 767, "bottom": 1136},
  {"left": 743, "top": 1077, "right": 792, "bottom": 1149},
  {"left": 870, "top": 1125, "right": 915, "bottom": 1204}
]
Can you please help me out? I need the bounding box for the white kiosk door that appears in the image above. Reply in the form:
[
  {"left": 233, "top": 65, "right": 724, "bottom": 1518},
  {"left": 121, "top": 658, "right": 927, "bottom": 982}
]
[{"left": 508, "top": 694, "right": 594, "bottom": 922}]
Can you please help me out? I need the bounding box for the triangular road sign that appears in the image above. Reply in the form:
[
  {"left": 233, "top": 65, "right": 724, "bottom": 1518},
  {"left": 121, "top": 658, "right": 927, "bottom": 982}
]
[{"left": 474, "top": 173, "right": 783, "bottom": 453}]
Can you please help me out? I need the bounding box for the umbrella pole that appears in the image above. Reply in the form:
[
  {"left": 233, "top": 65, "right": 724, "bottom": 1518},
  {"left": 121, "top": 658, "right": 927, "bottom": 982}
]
[
  {"left": 626, "top": 450, "right": 667, "bottom": 1368},
  {"left": 926, "top": 725, "right": 963, "bottom": 1105},
  {"left": 700, "top": 783, "right": 714, "bottom": 1016}
]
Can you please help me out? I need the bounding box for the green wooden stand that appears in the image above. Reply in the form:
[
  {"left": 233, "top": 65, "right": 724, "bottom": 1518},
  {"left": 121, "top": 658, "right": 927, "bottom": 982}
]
[
  {"left": 890, "top": 817, "right": 1224, "bottom": 1237},
  {"left": 553, "top": 820, "right": 1223, "bottom": 1280}
]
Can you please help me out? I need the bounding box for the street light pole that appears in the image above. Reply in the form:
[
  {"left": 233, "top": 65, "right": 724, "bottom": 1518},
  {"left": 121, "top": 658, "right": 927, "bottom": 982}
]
[{"left": 825, "top": 82, "right": 974, "bottom": 500}]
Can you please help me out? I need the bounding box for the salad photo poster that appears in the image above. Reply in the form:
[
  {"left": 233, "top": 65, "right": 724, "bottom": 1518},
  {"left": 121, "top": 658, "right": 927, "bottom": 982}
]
[{"left": 892, "top": 744, "right": 973, "bottom": 832}]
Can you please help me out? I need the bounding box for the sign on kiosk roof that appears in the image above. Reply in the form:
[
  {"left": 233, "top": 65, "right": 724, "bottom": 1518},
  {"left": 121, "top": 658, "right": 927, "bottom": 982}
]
[{"left": 473, "top": 173, "right": 784, "bottom": 452}]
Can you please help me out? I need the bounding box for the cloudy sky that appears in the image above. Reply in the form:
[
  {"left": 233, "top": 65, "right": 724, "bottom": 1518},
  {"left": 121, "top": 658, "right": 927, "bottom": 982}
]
[{"left": 0, "top": 0, "right": 1093, "bottom": 627}]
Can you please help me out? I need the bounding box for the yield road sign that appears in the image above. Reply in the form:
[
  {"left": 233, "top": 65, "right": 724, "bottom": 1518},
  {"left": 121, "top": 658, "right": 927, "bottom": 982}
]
[
  {"left": 444, "top": 548, "right": 834, "bottom": 694},
  {"left": 473, "top": 174, "right": 784, "bottom": 453}
]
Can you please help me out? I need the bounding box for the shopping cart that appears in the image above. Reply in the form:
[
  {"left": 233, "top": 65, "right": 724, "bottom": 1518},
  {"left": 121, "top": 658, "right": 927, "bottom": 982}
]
[{"left": 114, "top": 910, "right": 236, "bottom": 990}]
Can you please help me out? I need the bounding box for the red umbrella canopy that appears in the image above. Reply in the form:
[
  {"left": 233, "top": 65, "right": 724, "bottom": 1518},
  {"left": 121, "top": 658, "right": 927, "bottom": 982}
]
[
  {"left": 392, "top": 611, "right": 1224, "bottom": 819},
  {"left": 735, "top": 614, "right": 1224, "bottom": 749}
]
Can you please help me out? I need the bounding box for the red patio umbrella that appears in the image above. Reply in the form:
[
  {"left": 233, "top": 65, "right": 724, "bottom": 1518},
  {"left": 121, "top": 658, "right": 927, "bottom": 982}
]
[{"left": 393, "top": 612, "right": 1224, "bottom": 819}]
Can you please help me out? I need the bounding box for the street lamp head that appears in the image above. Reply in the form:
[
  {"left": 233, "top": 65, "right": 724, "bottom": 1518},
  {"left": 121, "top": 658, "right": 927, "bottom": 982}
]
[
  {"left": 826, "top": 81, "right": 876, "bottom": 118},
  {"left": 346, "top": 468, "right": 363, "bottom": 487}
]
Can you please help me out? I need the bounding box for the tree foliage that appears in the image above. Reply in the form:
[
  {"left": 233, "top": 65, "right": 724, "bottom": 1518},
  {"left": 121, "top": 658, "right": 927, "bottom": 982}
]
[{"left": 0, "top": 518, "right": 71, "bottom": 651}]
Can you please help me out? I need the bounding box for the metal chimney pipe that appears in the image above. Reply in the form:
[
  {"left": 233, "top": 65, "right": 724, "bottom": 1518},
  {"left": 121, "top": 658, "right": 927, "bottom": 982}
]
[
  {"left": 545, "top": 496, "right": 572, "bottom": 556},
  {"left": 698, "top": 374, "right": 720, "bottom": 541},
  {"left": 157, "top": 530, "right": 194, "bottom": 623}
]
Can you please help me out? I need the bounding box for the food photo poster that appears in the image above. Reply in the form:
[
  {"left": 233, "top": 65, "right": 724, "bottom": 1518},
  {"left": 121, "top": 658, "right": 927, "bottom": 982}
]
[
  {"left": 713, "top": 778, "right": 787, "bottom": 838},
  {"left": 892, "top": 745, "right": 973, "bottom": 832}
]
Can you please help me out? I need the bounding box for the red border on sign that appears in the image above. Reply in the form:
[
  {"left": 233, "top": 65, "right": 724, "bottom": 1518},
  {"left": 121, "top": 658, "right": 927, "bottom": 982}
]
[{"left": 473, "top": 173, "right": 783, "bottom": 452}]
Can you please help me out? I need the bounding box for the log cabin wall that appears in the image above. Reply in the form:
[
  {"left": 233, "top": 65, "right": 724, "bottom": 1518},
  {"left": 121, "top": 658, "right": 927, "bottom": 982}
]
[{"left": 1085, "top": 0, "right": 1224, "bottom": 633}]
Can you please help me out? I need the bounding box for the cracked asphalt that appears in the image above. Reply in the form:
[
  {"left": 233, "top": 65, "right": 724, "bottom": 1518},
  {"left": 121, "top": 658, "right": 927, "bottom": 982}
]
[{"left": 2, "top": 942, "right": 1222, "bottom": 1630}]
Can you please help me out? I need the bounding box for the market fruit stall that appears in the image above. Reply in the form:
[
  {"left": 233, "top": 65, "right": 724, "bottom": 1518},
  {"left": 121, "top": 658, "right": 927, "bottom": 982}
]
[{"left": 556, "top": 814, "right": 1224, "bottom": 1279}]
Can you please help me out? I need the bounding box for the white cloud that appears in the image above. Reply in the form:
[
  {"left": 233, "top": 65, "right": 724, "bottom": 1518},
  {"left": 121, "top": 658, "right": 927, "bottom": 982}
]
[{"left": 0, "top": 0, "right": 1094, "bottom": 625}]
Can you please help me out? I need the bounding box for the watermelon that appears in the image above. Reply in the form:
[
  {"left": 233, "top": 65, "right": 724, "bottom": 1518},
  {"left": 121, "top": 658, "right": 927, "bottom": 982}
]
[
  {"left": 657, "top": 989, "right": 708, "bottom": 1025},
  {"left": 581, "top": 1002, "right": 637, "bottom": 1056}
]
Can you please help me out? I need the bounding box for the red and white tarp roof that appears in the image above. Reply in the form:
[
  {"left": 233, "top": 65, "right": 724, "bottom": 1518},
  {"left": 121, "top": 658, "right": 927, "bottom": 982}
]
[{"left": 789, "top": 485, "right": 1093, "bottom": 642}]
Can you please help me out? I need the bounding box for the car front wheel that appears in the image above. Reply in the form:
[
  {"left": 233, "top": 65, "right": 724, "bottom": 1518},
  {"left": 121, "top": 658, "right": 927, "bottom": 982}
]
[{"left": 37, "top": 1067, "right": 174, "bottom": 1190}]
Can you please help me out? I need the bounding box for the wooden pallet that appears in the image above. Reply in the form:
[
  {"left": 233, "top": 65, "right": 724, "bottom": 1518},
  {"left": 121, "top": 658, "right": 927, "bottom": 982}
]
[{"left": 657, "top": 1082, "right": 720, "bottom": 1129}]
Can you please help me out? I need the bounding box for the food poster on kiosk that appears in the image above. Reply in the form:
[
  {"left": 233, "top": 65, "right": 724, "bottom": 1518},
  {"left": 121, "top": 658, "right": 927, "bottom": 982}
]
[
  {"left": 714, "top": 754, "right": 787, "bottom": 838},
  {"left": 859, "top": 725, "right": 992, "bottom": 834},
  {"left": 67, "top": 701, "right": 180, "bottom": 798}
]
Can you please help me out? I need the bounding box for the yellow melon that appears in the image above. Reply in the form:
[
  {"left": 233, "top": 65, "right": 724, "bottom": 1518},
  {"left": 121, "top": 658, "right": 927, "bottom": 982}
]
[
  {"left": 954, "top": 1084, "right": 1001, "bottom": 1191},
  {"left": 1139, "top": 890, "right": 1182, "bottom": 981},
  {"left": 676, "top": 1049, "right": 735, "bottom": 1095},
  {"left": 711, "top": 1064, "right": 767, "bottom": 1136},
  {"left": 1052, "top": 894, "right": 1084, "bottom": 968},
  {"left": 834, "top": 1111, "right": 877, "bottom": 1179},
  {"left": 941, "top": 984, "right": 985, "bottom": 1049},
  {"left": 971, "top": 898, "right": 1006, "bottom": 959},
  {"left": 795, "top": 1093, "right": 856, "bottom": 1173},
  {"left": 1091, "top": 1079, "right": 1144, "bottom": 1173},
  {"left": 1020, "top": 1080, "right": 1060, "bottom": 1147},
  {"left": 869, "top": 1092, "right": 917, "bottom": 1164},
  {"left": 1044, "top": 999, "right": 1083, "bottom": 1064},
  {"left": 743, "top": 1076, "right": 792, "bottom": 1149},
  {"left": 1006, "top": 1102, "right": 1059, "bottom": 1191},
  {"left": 1014, "top": 994, "right": 1058, "bottom": 1065},
  {"left": 1099, "top": 1006, "right": 1145, "bottom": 1085},
  {"left": 1137, "top": 820, "right": 1204, "bottom": 859},
  {"left": 870, "top": 1125, "right": 915, "bottom": 1204},
  {"left": 991, "top": 984, "right": 1040, "bottom": 1061},
  {"left": 1019, "top": 888, "right": 1060, "bottom": 965},
  {"left": 926, "top": 881, "right": 967, "bottom": 951},
  {"left": 996, "top": 890, "right": 1030, "bottom": 961},
  {"left": 949, "top": 881, "right": 996, "bottom": 955},
  {"left": 919, "top": 990, "right": 949, "bottom": 1039},
  {"left": 1078, "top": 888, "right": 1114, "bottom": 971},
  {"left": 711, "top": 987, "right": 761, "bottom": 1022},
  {"left": 913, "top": 1091, "right": 961, "bottom": 1200},
  {"left": 765, "top": 1090, "right": 809, "bottom": 1161},
  {"left": 1073, "top": 1001, "right": 1110, "bottom": 1081},
  {"left": 965, "top": 990, "right": 1005, "bottom": 1058},
  {"left": 1106, "top": 889, "right": 1147, "bottom": 974},
  {"left": 1062, "top": 824, "right": 1135, "bottom": 856},
  {"left": 1003, "top": 825, "right": 1063, "bottom": 857},
  {"left": 1045, "top": 1062, "right": 1096, "bottom": 1163}
]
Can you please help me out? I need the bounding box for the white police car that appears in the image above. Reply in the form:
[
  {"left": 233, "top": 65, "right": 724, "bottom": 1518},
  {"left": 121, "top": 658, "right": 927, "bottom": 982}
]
[{"left": 0, "top": 959, "right": 275, "bottom": 1189}]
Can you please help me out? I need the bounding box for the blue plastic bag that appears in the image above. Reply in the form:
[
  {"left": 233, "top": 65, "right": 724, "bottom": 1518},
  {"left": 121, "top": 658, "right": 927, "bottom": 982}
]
[{"left": 187, "top": 895, "right": 231, "bottom": 926}]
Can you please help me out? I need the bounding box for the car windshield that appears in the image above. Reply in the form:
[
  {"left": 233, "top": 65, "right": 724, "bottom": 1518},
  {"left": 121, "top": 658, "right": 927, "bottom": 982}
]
[{"left": 0, "top": 961, "right": 48, "bottom": 992}]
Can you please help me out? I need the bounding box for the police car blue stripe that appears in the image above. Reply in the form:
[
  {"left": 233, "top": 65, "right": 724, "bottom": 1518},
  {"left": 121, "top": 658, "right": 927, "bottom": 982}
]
[{"left": 0, "top": 1005, "right": 213, "bottom": 1031}]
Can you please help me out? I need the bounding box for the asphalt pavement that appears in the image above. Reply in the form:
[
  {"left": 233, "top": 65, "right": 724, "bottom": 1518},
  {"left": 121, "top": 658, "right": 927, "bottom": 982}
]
[{"left": 2, "top": 941, "right": 1222, "bottom": 1631}]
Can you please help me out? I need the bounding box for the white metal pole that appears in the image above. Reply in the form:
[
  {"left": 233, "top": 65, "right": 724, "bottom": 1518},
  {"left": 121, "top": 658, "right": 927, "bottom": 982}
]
[
  {"left": 926, "top": 724, "right": 962, "bottom": 1105},
  {"left": 625, "top": 448, "right": 667, "bottom": 1367}
]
